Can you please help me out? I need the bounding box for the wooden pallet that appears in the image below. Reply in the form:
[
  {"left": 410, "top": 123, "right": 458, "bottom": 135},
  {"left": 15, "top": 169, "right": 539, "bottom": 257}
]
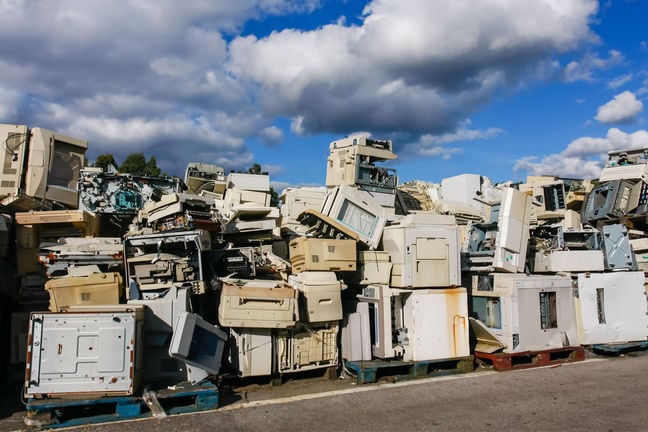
[
  {"left": 344, "top": 356, "right": 474, "bottom": 385},
  {"left": 475, "top": 346, "right": 585, "bottom": 371},
  {"left": 591, "top": 340, "right": 648, "bottom": 356},
  {"left": 24, "top": 382, "right": 219, "bottom": 429}
]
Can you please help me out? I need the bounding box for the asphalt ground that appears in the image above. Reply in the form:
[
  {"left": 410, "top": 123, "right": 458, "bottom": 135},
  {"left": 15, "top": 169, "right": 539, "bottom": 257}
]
[{"left": 2, "top": 349, "right": 648, "bottom": 431}]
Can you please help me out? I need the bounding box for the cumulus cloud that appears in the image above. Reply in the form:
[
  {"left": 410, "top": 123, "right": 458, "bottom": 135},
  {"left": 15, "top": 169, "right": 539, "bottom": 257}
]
[
  {"left": 515, "top": 128, "right": 648, "bottom": 178},
  {"left": 229, "top": 0, "right": 598, "bottom": 136},
  {"left": 0, "top": 0, "right": 601, "bottom": 175},
  {"left": 594, "top": 91, "right": 643, "bottom": 124}
]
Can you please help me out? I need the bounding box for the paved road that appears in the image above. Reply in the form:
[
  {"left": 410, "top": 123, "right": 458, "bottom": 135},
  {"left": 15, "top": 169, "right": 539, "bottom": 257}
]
[{"left": 3, "top": 353, "right": 648, "bottom": 431}]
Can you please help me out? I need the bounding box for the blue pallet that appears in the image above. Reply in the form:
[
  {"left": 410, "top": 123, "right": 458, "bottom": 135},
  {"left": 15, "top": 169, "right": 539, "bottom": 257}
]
[
  {"left": 345, "top": 356, "right": 474, "bottom": 385},
  {"left": 25, "top": 382, "right": 219, "bottom": 429},
  {"left": 592, "top": 340, "right": 648, "bottom": 356}
]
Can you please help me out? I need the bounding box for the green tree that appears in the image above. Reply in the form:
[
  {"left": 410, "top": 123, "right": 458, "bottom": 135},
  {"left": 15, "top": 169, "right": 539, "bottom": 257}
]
[
  {"left": 247, "top": 163, "right": 263, "bottom": 175},
  {"left": 93, "top": 154, "right": 118, "bottom": 171},
  {"left": 145, "top": 156, "right": 162, "bottom": 177},
  {"left": 119, "top": 153, "right": 161, "bottom": 176}
]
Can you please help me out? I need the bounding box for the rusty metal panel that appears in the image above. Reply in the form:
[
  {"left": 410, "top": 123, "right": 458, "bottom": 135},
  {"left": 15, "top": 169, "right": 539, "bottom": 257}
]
[{"left": 401, "top": 288, "right": 470, "bottom": 361}]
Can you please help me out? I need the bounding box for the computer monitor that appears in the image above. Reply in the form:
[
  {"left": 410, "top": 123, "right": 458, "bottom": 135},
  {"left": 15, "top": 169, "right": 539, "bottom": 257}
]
[{"left": 169, "top": 312, "right": 227, "bottom": 375}]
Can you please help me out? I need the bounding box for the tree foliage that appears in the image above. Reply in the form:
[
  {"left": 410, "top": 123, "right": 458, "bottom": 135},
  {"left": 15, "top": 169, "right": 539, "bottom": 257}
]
[
  {"left": 93, "top": 153, "right": 118, "bottom": 171},
  {"left": 92, "top": 152, "right": 161, "bottom": 176},
  {"left": 118, "top": 153, "right": 161, "bottom": 176}
]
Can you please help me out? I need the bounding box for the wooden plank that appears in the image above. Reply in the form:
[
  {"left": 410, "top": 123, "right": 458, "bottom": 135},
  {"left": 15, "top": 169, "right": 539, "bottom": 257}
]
[{"left": 475, "top": 346, "right": 585, "bottom": 371}]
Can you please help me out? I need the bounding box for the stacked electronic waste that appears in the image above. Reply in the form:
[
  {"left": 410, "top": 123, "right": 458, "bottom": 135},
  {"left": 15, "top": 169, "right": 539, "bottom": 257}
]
[{"left": 1, "top": 122, "right": 648, "bottom": 424}]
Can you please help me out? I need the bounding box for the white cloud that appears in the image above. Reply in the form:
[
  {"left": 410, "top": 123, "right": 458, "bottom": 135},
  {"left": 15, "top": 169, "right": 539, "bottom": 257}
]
[
  {"left": 0, "top": 0, "right": 602, "bottom": 174},
  {"left": 607, "top": 73, "right": 633, "bottom": 89},
  {"left": 515, "top": 128, "right": 648, "bottom": 178},
  {"left": 514, "top": 155, "right": 604, "bottom": 178},
  {"left": 637, "top": 78, "right": 648, "bottom": 96},
  {"left": 418, "top": 120, "right": 504, "bottom": 145},
  {"left": 259, "top": 126, "right": 284, "bottom": 145},
  {"left": 229, "top": 0, "right": 599, "bottom": 135},
  {"left": 594, "top": 91, "right": 643, "bottom": 124},
  {"left": 563, "top": 50, "right": 623, "bottom": 82}
]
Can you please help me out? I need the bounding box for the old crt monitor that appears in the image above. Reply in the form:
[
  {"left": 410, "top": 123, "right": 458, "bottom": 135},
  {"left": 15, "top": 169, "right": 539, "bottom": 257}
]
[
  {"left": 169, "top": 312, "right": 228, "bottom": 375},
  {"left": 0, "top": 124, "right": 87, "bottom": 209}
]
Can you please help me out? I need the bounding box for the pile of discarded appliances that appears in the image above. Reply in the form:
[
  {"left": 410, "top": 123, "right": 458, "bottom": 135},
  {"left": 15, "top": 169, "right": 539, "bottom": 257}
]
[{"left": 1, "top": 123, "right": 648, "bottom": 409}]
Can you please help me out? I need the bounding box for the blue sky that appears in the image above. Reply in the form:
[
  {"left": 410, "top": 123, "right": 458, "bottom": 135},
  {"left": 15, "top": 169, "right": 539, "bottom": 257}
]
[{"left": 0, "top": 0, "right": 646, "bottom": 192}]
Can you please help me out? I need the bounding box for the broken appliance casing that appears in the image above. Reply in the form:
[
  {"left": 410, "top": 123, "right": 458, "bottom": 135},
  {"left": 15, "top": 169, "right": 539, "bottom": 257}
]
[
  {"left": 320, "top": 185, "right": 388, "bottom": 249},
  {"left": 440, "top": 174, "right": 483, "bottom": 211},
  {"left": 15, "top": 209, "right": 99, "bottom": 276},
  {"left": 226, "top": 172, "right": 270, "bottom": 192},
  {"left": 519, "top": 179, "right": 567, "bottom": 220},
  {"left": 288, "top": 271, "right": 344, "bottom": 323},
  {"left": 168, "top": 311, "right": 228, "bottom": 376},
  {"left": 574, "top": 271, "right": 648, "bottom": 345},
  {"left": 600, "top": 164, "right": 648, "bottom": 182},
  {"left": 532, "top": 250, "right": 605, "bottom": 273},
  {"left": 0, "top": 124, "right": 88, "bottom": 212},
  {"left": 630, "top": 237, "right": 648, "bottom": 273},
  {"left": 341, "top": 302, "right": 372, "bottom": 361},
  {"left": 326, "top": 135, "right": 397, "bottom": 196},
  {"left": 599, "top": 148, "right": 648, "bottom": 182},
  {"left": 77, "top": 168, "right": 182, "bottom": 214},
  {"left": 381, "top": 214, "right": 460, "bottom": 288},
  {"left": 228, "top": 327, "right": 273, "bottom": 377},
  {"left": 44, "top": 272, "right": 123, "bottom": 312},
  {"left": 37, "top": 236, "right": 124, "bottom": 277},
  {"left": 279, "top": 187, "right": 327, "bottom": 236},
  {"left": 124, "top": 229, "right": 211, "bottom": 296},
  {"left": 347, "top": 250, "right": 392, "bottom": 286},
  {"left": 25, "top": 306, "right": 144, "bottom": 398},
  {"left": 218, "top": 278, "right": 298, "bottom": 328},
  {"left": 127, "top": 287, "right": 192, "bottom": 384},
  {"left": 530, "top": 227, "right": 605, "bottom": 273},
  {"left": 470, "top": 273, "right": 578, "bottom": 353},
  {"left": 289, "top": 236, "right": 356, "bottom": 272},
  {"left": 464, "top": 188, "right": 532, "bottom": 273},
  {"left": 276, "top": 322, "right": 339, "bottom": 374},
  {"left": 581, "top": 180, "right": 636, "bottom": 224},
  {"left": 400, "top": 288, "right": 470, "bottom": 362},
  {"left": 601, "top": 224, "right": 636, "bottom": 271},
  {"left": 356, "top": 284, "right": 407, "bottom": 359},
  {"left": 184, "top": 162, "right": 227, "bottom": 197},
  {"left": 139, "top": 193, "right": 217, "bottom": 233}
]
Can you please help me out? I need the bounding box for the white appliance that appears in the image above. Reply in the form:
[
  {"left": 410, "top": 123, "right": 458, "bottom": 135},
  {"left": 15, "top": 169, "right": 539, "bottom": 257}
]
[
  {"left": 128, "top": 287, "right": 193, "bottom": 384},
  {"left": 276, "top": 322, "right": 339, "bottom": 374},
  {"left": 25, "top": 307, "right": 144, "bottom": 398},
  {"left": 320, "top": 185, "right": 388, "bottom": 249},
  {"left": 229, "top": 328, "right": 273, "bottom": 377},
  {"left": 341, "top": 302, "right": 372, "bottom": 361},
  {"left": 401, "top": 288, "right": 470, "bottom": 361},
  {"left": 356, "top": 284, "right": 407, "bottom": 359},
  {"left": 169, "top": 312, "right": 228, "bottom": 376},
  {"left": 492, "top": 188, "right": 533, "bottom": 273},
  {"left": 288, "top": 271, "right": 344, "bottom": 323},
  {"left": 471, "top": 273, "right": 578, "bottom": 353},
  {"left": 574, "top": 271, "right": 648, "bottom": 345},
  {"left": 381, "top": 214, "right": 460, "bottom": 288},
  {"left": 533, "top": 250, "right": 605, "bottom": 273},
  {"left": 348, "top": 250, "right": 392, "bottom": 285},
  {"left": 218, "top": 278, "right": 298, "bottom": 328}
]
